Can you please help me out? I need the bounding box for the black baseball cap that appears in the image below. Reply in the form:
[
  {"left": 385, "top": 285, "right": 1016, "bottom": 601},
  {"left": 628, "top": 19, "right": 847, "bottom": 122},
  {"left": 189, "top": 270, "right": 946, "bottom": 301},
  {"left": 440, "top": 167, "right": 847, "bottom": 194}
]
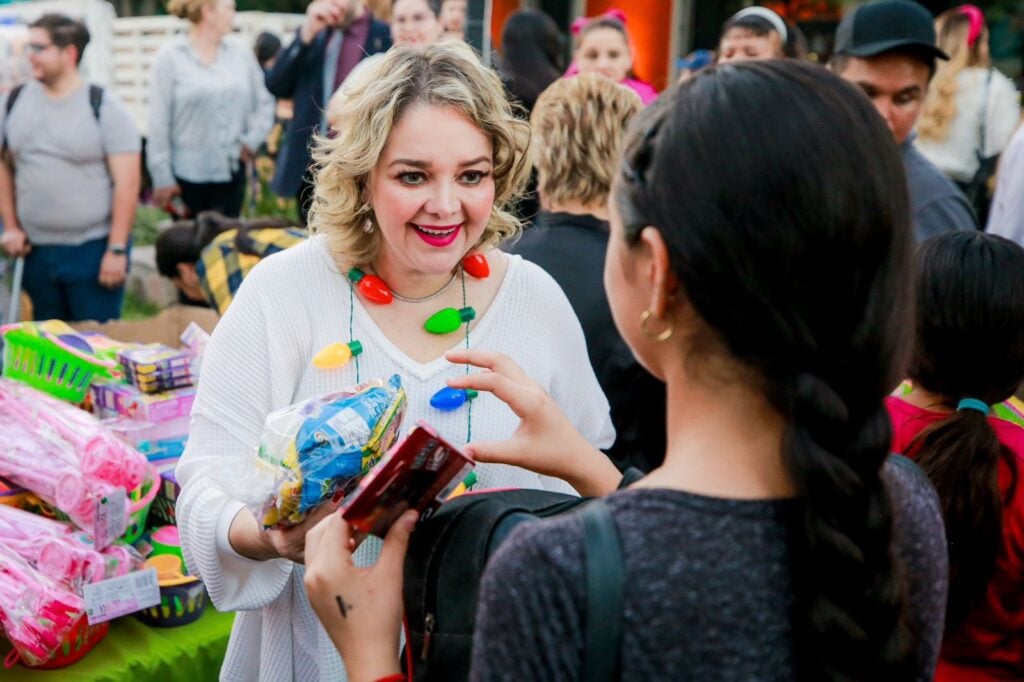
[{"left": 834, "top": 0, "right": 949, "bottom": 61}]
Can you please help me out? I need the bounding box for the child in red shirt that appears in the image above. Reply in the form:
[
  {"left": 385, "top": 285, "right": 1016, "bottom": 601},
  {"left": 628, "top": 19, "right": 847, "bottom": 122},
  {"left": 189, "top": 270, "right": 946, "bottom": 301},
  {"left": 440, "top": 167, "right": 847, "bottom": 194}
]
[{"left": 887, "top": 232, "right": 1024, "bottom": 681}]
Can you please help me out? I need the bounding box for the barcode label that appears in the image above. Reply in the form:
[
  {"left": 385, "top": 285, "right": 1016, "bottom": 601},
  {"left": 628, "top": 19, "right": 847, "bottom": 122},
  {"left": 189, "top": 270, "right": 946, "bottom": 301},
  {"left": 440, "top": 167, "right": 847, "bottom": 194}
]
[
  {"left": 83, "top": 567, "right": 161, "bottom": 624},
  {"left": 133, "top": 570, "right": 157, "bottom": 591},
  {"left": 93, "top": 489, "right": 127, "bottom": 551}
]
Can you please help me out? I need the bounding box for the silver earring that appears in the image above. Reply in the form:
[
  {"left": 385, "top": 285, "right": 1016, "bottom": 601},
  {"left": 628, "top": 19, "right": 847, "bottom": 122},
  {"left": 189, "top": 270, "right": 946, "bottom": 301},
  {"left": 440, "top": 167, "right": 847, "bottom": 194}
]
[{"left": 362, "top": 218, "right": 374, "bottom": 233}]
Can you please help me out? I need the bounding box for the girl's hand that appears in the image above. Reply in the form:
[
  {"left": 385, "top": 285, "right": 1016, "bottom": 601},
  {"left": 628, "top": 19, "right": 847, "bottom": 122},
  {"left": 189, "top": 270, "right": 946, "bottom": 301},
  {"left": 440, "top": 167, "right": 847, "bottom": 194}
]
[
  {"left": 304, "top": 510, "right": 418, "bottom": 681},
  {"left": 444, "top": 349, "right": 621, "bottom": 497}
]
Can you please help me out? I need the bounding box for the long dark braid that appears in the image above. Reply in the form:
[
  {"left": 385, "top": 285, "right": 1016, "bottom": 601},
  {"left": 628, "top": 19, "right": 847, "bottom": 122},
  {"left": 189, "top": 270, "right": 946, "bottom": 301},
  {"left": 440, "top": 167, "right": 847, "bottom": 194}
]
[{"left": 615, "top": 61, "right": 915, "bottom": 679}]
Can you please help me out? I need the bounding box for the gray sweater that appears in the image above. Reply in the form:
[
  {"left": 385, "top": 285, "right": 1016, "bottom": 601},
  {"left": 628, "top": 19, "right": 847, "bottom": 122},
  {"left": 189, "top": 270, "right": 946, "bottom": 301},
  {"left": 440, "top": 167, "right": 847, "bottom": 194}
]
[{"left": 471, "top": 458, "right": 947, "bottom": 681}]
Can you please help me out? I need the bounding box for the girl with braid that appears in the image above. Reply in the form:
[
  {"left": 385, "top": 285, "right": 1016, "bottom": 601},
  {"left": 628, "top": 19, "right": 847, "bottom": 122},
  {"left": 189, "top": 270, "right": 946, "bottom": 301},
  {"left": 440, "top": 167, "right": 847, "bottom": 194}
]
[
  {"left": 888, "top": 231, "right": 1024, "bottom": 681},
  {"left": 302, "top": 60, "right": 949, "bottom": 681}
]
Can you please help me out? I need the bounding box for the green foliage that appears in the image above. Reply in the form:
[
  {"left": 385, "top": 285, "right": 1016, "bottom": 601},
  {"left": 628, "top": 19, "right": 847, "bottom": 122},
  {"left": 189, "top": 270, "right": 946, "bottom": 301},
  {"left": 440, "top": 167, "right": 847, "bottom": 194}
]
[
  {"left": 122, "top": 289, "right": 163, "bottom": 320},
  {"left": 132, "top": 205, "right": 167, "bottom": 247}
]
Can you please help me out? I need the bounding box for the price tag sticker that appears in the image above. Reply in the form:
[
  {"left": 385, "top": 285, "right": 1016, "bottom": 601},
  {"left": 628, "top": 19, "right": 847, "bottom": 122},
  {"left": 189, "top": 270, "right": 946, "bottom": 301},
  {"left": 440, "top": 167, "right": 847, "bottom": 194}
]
[
  {"left": 83, "top": 567, "right": 160, "bottom": 625},
  {"left": 94, "top": 488, "right": 127, "bottom": 551}
]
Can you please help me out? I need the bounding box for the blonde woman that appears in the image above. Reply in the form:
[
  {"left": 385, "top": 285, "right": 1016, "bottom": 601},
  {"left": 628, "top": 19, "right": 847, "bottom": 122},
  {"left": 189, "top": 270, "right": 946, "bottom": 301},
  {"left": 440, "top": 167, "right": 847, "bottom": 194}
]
[
  {"left": 916, "top": 5, "right": 1020, "bottom": 220},
  {"left": 147, "top": 0, "right": 274, "bottom": 217},
  {"left": 175, "top": 41, "right": 615, "bottom": 680},
  {"left": 512, "top": 75, "right": 663, "bottom": 473}
]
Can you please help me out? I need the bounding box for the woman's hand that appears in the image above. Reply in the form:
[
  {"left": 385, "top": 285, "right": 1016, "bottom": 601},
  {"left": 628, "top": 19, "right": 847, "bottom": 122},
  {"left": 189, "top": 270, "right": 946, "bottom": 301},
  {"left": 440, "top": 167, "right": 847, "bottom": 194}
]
[
  {"left": 444, "top": 349, "right": 622, "bottom": 497},
  {"left": 229, "top": 499, "right": 342, "bottom": 564},
  {"left": 304, "top": 510, "right": 418, "bottom": 681},
  {"left": 264, "top": 498, "right": 344, "bottom": 564},
  {"left": 153, "top": 184, "right": 182, "bottom": 209}
]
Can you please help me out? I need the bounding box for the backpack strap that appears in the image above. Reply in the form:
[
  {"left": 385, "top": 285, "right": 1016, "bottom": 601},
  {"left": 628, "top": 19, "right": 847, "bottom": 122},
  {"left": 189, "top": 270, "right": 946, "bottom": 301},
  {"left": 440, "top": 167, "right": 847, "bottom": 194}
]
[
  {"left": 1, "top": 83, "right": 25, "bottom": 159},
  {"left": 580, "top": 499, "right": 624, "bottom": 682},
  {"left": 2, "top": 84, "right": 101, "bottom": 160},
  {"left": 88, "top": 84, "right": 103, "bottom": 122}
]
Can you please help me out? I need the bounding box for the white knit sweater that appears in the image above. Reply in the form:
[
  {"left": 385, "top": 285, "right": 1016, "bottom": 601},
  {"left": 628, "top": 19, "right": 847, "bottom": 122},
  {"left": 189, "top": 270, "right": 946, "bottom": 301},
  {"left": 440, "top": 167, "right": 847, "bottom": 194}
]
[{"left": 175, "top": 236, "right": 615, "bottom": 681}]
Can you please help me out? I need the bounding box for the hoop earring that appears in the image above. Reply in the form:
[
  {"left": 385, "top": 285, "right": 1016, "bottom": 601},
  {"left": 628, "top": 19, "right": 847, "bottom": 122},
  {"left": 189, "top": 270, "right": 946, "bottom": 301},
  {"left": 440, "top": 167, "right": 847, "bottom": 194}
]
[{"left": 640, "top": 309, "right": 674, "bottom": 342}]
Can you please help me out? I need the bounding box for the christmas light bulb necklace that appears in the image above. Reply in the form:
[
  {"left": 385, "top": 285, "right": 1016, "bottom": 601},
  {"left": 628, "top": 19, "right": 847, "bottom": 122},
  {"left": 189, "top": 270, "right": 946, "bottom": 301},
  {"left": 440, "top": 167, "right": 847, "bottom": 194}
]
[{"left": 313, "top": 253, "right": 490, "bottom": 442}]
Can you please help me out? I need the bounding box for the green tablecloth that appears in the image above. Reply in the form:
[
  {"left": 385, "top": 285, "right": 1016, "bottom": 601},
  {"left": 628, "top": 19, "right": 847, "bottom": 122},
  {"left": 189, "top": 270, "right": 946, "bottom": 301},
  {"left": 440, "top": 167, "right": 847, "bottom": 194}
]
[{"left": 4, "top": 608, "right": 235, "bottom": 681}]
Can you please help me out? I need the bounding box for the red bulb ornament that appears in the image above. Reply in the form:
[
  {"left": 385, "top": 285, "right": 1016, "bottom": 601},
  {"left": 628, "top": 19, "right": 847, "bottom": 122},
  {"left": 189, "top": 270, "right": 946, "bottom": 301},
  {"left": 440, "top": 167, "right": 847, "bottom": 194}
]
[
  {"left": 347, "top": 268, "right": 393, "bottom": 305},
  {"left": 462, "top": 253, "right": 490, "bottom": 279}
]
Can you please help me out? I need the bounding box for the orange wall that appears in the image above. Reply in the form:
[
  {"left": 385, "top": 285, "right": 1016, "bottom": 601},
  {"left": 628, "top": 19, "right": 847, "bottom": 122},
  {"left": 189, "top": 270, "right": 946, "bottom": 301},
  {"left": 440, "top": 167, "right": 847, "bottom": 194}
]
[
  {"left": 490, "top": 0, "right": 520, "bottom": 52},
  {"left": 490, "top": 0, "right": 673, "bottom": 91},
  {"left": 585, "top": 0, "right": 673, "bottom": 91}
]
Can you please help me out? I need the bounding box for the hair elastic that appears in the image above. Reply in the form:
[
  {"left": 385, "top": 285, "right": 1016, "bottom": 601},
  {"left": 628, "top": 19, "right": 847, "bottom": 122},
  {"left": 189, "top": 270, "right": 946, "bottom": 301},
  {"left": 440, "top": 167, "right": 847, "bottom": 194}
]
[
  {"left": 570, "top": 8, "right": 627, "bottom": 36},
  {"left": 732, "top": 6, "right": 788, "bottom": 43},
  {"left": 956, "top": 398, "right": 990, "bottom": 415},
  {"left": 957, "top": 5, "right": 984, "bottom": 48}
]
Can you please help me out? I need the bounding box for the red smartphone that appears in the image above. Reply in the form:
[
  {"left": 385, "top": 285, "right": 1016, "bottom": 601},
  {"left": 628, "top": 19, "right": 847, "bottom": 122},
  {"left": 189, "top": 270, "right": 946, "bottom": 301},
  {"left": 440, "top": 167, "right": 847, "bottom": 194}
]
[{"left": 341, "top": 422, "right": 475, "bottom": 537}]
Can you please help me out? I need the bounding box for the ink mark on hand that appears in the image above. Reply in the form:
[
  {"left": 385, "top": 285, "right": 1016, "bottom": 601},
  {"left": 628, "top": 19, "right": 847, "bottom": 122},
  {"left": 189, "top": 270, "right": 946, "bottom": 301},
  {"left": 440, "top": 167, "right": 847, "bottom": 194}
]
[{"left": 336, "top": 595, "right": 353, "bottom": 619}]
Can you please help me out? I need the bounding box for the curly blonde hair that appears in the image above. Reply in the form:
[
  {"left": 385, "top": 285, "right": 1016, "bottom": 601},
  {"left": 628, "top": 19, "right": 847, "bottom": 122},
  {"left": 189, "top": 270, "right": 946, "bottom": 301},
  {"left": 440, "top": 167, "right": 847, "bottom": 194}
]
[
  {"left": 919, "top": 8, "right": 991, "bottom": 143},
  {"left": 531, "top": 74, "right": 641, "bottom": 209},
  {"left": 309, "top": 41, "right": 532, "bottom": 268},
  {"left": 166, "top": 0, "right": 215, "bottom": 23}
]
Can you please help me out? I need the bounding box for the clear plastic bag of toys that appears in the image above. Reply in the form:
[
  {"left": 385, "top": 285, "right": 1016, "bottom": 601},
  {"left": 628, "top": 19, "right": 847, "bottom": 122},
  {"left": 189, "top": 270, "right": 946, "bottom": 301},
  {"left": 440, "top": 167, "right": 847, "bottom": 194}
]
[{"left": 229, "top": 375, "right": 407, "bottom": 528}]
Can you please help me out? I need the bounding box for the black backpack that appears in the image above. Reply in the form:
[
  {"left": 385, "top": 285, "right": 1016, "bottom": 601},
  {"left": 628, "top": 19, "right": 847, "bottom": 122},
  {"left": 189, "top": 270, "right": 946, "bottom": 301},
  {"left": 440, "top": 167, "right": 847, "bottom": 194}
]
[{"left": 402, "top": 490, "right": 625, "bottom": 682}]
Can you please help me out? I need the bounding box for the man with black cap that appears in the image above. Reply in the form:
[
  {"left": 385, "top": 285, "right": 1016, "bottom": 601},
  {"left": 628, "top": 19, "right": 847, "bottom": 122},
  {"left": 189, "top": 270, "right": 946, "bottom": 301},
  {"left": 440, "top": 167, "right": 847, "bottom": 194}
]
[{"left": 830, "top": 0, "right": 977, "bottom": 241}]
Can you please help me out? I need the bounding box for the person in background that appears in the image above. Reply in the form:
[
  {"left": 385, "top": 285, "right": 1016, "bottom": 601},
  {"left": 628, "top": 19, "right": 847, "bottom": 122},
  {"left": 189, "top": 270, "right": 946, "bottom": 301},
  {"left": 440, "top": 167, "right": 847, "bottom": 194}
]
[
  {"left": 265, "top": 0, "right": 391, "bottom": 225},
  {"left": 512, "top": 73, "right": 664, "bottom": 473},
  {"left": 254, "top": 31, "right": 281, "bottom": 70},
  {"left": 717, "top": 6, "right": 807, "bottom": 63},
  {"left": 887, "top": 231, "right": 1024, "bottom": 681},
  {"left": 496, "top": 8, "right": 564, "bottom": 224},
  {"left": 439, "top": 0, "right": 465, "bottom": 39},
  {"left": 304, "top": 59, "right": 948, "bottom": 681},
  {"left": 325, "top": 0, "right": 443, "bottom": 130},
  {"left": 155, "top": 212, "right": 302, "bottom": 312},
  {"left": 986, "top": 123, "right": 1024, "bottom": 242},
  {"left": 567, "top": 10, "right": 657, "bottom": 105},
  {"left": 148, "top": 0, "right": 274, "bottom": 219},
  {"left": 830, "top": 0, "right": 977, "bottom": 241},
  {"left": 916, "top": 5, "right": 1021, "bottom": 227},
  {"left": 0, "top": 13, "right": 140, "bottom": 322},
  {"left": 498, "top": 9, "right": 563, "bottom": 115}
]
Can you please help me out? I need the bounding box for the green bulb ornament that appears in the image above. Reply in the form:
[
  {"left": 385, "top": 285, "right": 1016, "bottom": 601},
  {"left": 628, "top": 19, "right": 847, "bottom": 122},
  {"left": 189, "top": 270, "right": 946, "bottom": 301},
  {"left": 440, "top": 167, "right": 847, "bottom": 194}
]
[{"left": 424, "top": 306, "right": 476, "bottom": 335}]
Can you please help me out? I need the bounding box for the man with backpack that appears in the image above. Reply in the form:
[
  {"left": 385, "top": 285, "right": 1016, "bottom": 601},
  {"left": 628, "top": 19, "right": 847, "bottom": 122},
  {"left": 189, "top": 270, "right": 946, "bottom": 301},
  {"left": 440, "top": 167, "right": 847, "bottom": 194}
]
[{"left": 0, "top": 14, "right": 140, "bottom": 322}]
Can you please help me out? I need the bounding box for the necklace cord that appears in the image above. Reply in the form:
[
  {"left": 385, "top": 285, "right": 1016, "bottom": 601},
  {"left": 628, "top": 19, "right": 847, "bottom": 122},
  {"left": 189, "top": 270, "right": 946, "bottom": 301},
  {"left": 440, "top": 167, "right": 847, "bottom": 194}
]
[
  {"left": 371, "top": 267, "right": 460, "bottom": 304},
  {"left": 462, "top": 267, "right": 472, "bottom": 444},
  {"left": 346, "top": 262, "right": 473, "bottom": 444}
]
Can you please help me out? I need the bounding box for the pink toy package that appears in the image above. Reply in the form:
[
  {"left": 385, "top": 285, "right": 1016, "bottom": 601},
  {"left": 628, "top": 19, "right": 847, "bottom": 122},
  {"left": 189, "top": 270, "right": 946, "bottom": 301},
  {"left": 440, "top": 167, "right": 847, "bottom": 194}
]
[
  {"left": 0, "top": 379, "right": 146, "bottom": 548},
  {"left": 0, "top": 543, "right": 85, "bottom": 667},
  {"left": 0, "top": 506, "right": 142, "bottom": 593}
]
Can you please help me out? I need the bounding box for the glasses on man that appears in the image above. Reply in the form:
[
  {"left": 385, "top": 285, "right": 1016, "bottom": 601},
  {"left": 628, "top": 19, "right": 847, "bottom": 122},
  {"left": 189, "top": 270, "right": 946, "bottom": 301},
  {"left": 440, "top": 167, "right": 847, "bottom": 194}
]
[{"left": 24, "top": 42, "right": 57, "bottom": 55}]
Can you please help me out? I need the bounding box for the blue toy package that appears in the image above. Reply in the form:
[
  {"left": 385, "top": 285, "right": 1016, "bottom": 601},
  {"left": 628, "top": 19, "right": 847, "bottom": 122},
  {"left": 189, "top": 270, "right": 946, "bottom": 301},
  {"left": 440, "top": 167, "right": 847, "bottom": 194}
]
[{"left": 234, "top": 375, "right": 407, "bottom": 528}]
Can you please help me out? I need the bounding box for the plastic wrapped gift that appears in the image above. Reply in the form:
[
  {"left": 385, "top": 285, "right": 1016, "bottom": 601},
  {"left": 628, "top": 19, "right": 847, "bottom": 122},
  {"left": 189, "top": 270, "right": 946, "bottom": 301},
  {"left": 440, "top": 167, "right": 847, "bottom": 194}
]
[{"left": 227, "top": 375, "right": 407, "bottom": 528}]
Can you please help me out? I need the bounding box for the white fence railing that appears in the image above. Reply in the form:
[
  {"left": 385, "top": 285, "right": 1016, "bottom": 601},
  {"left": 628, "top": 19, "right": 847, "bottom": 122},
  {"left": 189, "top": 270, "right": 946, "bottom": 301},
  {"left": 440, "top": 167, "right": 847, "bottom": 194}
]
[
  {"left": 112, "top": 13, "right": 304, "bottom": 133},
  {"left": 0, "top": 1, "right": 304, "bottom": 133}
]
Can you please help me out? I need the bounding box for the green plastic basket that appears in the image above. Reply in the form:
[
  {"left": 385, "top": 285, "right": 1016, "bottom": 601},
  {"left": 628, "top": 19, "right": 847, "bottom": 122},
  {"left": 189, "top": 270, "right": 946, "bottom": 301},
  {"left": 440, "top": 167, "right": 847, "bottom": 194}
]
[
  {"left": 1, "top": 326, "right": 112, "bottom": 403},
  {"left": 123, "top": 466, "right": 160, "bottom": 545}
]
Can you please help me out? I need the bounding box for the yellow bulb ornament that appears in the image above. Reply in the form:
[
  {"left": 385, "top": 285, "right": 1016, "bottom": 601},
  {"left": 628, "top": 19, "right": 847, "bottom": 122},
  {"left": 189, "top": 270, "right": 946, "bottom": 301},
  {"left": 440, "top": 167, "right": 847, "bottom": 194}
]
[{"left": 312, "top": 341, "right": 363, "bottom": 369}]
